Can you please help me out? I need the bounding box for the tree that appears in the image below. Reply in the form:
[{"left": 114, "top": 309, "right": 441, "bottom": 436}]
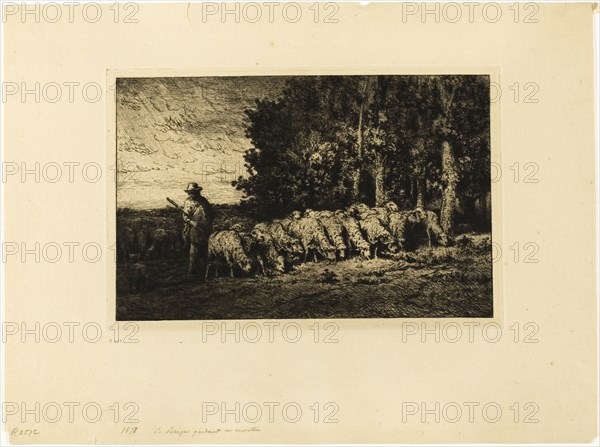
[
  {"left": 234, "top": 77, "right": 357, "bottom": 216},
  {"left": 435, "top": 75, "right": 490, "bottom": 233},
  {"left": 433, "top": 76, "right": 461, "bottom": 234},
  {"left": 383, "top": 76, "right": 439, "bottom": 210},
  {"left": 367, "top": 76, "right": 392, "bottom": 206}
]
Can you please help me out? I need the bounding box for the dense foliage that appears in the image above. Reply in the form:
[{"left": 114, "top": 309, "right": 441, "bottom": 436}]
[{"left": 233, "top": 75, "right": 490, "bottom": 231}]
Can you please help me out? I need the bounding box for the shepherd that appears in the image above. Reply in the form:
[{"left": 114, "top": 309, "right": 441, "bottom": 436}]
[{"left": 168, "top": 182, "right": 214, "bottom": 278}]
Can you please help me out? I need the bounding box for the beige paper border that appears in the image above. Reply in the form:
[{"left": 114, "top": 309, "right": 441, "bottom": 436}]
[{"left": 4, "top": 2, "right": 596, "bottom": 444}]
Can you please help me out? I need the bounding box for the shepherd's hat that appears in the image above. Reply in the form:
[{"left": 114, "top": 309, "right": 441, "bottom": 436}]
[{"left": 184, "top": 182, "right": 203, "bottom": 193}]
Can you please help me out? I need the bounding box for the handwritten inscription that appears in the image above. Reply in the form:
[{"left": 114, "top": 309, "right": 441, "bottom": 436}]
[
  {"left": 152, "top": 425, "right": 261, "bottom": 438},
  {"left": 10, "top": 427, "right": 40, "bottom": 437}
]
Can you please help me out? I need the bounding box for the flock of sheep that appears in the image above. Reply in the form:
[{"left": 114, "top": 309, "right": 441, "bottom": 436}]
[
  {"left": 119, "top": 224, "right": 182, "bottom": 263},
  {"left": 206, "top": 202, "right": 449, "bottom": 278}
]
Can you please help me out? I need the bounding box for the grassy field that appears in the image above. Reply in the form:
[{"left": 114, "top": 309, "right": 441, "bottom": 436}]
[{"left": 116, "top": 205, "right": 492, "bottom": 320}]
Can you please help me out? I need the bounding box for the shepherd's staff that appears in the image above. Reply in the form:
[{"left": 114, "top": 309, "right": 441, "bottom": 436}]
[{"left": 166, "top": 197, "right": 197, "bottom": 227}]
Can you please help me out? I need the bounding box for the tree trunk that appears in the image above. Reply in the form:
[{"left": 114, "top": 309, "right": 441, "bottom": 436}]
[
  {"left": 352, "top": 96, "right": 365, "bottom": 202},
  {"left": 351, "top": 171, "right": 361, "bottom": 202},
  {"left": 416, "top": 177, "right": 425, "bottom": 208},
  {"left": 440, "top": 140, "right": 458, "bottom": 234},
  {"left": 352, "top": 77, "right": 371, "bottom": 202},
  {"left": 374, "top": 152, "right": 386, "bottom": 206},
  {"left": 412, "top": 136, "right": 426, "bottom": 209}
]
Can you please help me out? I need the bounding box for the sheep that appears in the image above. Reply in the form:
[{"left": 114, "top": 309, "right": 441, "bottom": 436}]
[
  {"left": 147, "top": 228, "right": 182, "bottom": 259},
  {"left": 346, "top": 203, "right": 398, "bottom": 256},
  {"left": 384, "top": 201, "right": 400, "bottom": 213},
  {"left": 386, "top": 208, "right": 448, "bottom": 249},
  {"left": 359, "top": 214, "right": 399, "bottom": 258},
  {"left": 247, "top": 225, "right": 286, "bottom": 275},
  {"left": 415, "top": 208, "right": 449, "bottom": 247},
  {"left": 126, "top": 254, "right": 148, "bottom": 293},
  {"left": 335, "top": 210, "right": 370, "bottom": 259},
  {"left": 305, "top": 210, "right": 347, "bottom": 260},
  {"left": 255, "top": 221, "right": 303, "bottom": 265},
  {"left": 239, "top": 232, "right": 261, "bottom": 274},
  {"left": 322, "top": 217, "right": 348, "bottom": 260},
  {"left": 117, "top": 226, "right": 136, "bottom": 263},
  {"left": 305, "top": 209, "right": 331, "bottom": 222},
  {"left": 387, "top": 211, "right": 412, "bottom": 250},
  {"left": 371, "top": 206, "right": 391, "bottom": 227},
  {"left": 255, "top": 222, "right": 302, "bottom": 254},
  {"left": 274, "top": 217, "right": 293, "bottom": 232},
  {"left": 287, "top": 211, "right": 337, "bottom": 263},
  {"left": 346, "top": 203, "right": 372, "bottom": 221},
  {"left": 136, "top": 227, "right": 150, "bottom": 260},
  {"left": 206, "top": 230, "right": 253, "bottom": 278}
]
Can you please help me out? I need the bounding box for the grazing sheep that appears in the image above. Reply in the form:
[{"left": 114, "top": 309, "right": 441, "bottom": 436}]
[
  {"left": 384, "top": 201, "right": 400, "bottom": 213},
  {"left": 369, "top": 202, "right": 400, "bottom": 228},
  {"left": 255, "top": 222, "right": 303, "bottom": 265},
  {"left": 347, "top": 203, "right": 372, "bottom": 221},
  {"left": 307, "top": 212, "right": 347, "bottom": 260},
  {"left": 274, "top": 217, "right": 293, "bottom": 232},
  {"left": 136, "top": 227, "right": 150, "bottom": 260},
  {"left": 305, "top": 209, "right": 335, "bottom": 219},
  {"left": 147, "top": 228, "right": 181, "bottom": 259},
  {"left": 416, "top": 208, "right": 449, "bottom": 247},
  {"left": 126, "top": 254, "right": 148, "bottom": 293},
  {"left": 359, "top": 215, "right": 399, "bottom": 258},
  {"left": 391, "top": 208, "right": 448, "bottom": 249},
  {"left": 288, "top": 211, "right": 336, "bottom": 263},
  {"left": 248, "top": 226, "right": 286, "bottom": 275},
  {"left": 387, "top": 211, "right": 412, "bottom": 250},
  {"left": 207, "top": 230, "right": 253, "bottom": 278},
  {"left": 255, "top": 222, "right": 301, "bottom": 253},
  {"left": 371, "top": 206, "right": 391, "bottom": 227},
  {"left": 118, "top": 226, "right": 136, "bottom": 263},
  {"left": 336, "top": 210, "right": 370, "bottom": 259},
  {"left": 239, "top": 232, "right": 261, "bottom": 274}
]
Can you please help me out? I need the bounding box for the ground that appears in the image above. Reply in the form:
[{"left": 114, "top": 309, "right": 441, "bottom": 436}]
[{"left": 116, "top": 205, "right": 492, "bottom": 320}]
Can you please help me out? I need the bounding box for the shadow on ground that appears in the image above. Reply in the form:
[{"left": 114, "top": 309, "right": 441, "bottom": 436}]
[{"left": 116, "top": 234, "right": 492, "bottom": 320}]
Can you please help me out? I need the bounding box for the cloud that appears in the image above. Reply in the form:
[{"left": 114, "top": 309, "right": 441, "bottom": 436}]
[{"left": 116, "top": 76, "right": 286, "bottom": 207}]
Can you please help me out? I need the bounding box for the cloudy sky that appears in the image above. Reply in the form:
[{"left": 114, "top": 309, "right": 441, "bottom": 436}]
[{"left": 116, "top": 76, "right": 286, "bottom": 208}]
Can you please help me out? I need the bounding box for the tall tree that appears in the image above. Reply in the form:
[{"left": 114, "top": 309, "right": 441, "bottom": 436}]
[
  {"left": 435, "top": 76, "right": 460, "bottom": 234},
  {"left": 370, "top": 76, "right": 390, "bottom": 206},
  {"left": 434, "top": 75, "right": 490, "bottom": 233},
  {"left": 351, "top": 76, "right": 373, "bottom": 202},
  {"left": 385, "top": 76, "right": 439, "bottom": 209}
]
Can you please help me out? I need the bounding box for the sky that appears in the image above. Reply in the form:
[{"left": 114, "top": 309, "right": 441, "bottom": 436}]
[{"left": 116, "top": 76, "right": 286, "bottom": 208}]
